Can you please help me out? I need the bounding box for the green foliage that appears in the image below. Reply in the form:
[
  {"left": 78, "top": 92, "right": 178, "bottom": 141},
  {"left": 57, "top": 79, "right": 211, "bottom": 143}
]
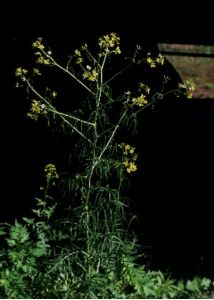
[
  {"left": 0, "top": 173, "right": 55, "bottom": 298},
  {"left": 0, "top": 221, "right": 49, "bottom": 298},
  {"left": 0, "top": 32, "right": 209, "bottom": 298}
]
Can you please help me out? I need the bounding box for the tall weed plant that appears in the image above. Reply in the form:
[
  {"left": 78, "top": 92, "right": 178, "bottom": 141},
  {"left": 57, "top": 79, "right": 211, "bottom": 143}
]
[{"left": 0, "top": 33, "right": 200, "bottom": 298}]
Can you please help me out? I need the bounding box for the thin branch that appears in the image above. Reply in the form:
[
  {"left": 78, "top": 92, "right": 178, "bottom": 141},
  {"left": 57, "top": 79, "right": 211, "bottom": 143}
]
[
  {"left": 94, "top": 52, "right": 108, "bottom": 137},
  {"left": 25, "top": 78, "right": 92, "bottom": 144},
  {"left": 49, "top": 109, "right": 95, "bottom": 127},
  {"left": 42, "top": 50, "right": 95, "bottom": 96},
  {"left": 94, "top": 108, "right": 128, "bottom": 170},
  {"left": 105, "top": 62, "right": 133, "bottom": 85}
]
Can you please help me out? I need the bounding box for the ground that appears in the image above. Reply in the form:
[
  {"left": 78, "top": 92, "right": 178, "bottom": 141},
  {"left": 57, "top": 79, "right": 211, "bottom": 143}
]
[{"left": 158, "top": 43, "right": 214, "bottom": 98}]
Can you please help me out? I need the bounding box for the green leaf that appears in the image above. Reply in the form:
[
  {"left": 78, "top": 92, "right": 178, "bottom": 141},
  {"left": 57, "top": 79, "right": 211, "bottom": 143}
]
[
  {"left": 32, "top": 240, "right": 50, "bottom": 257},
  {"left": 23, "top": 217, "right": 35, "bottom": 225},
  {"left": 10, "top": 222, "right": 29, "bottom": 244},
  {"left": 201, "top": 277, "right": 211, "bottom": 290},
  {"left": 0, "top": 227, "right": 7, "bottom": 236},
  {"left": 186, "top": 278, "right": 199, "bottom": 292},
  {"left": 143, "top": 285, "right": 155, "bottom": 297},
  {"left": 6, "top": 238, "right": 16, "bottom": 247}
]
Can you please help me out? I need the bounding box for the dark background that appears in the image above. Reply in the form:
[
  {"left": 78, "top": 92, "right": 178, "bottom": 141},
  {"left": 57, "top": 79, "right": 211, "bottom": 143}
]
[{"left": 1, "top": 2, "right": 214, "bottom": 279}]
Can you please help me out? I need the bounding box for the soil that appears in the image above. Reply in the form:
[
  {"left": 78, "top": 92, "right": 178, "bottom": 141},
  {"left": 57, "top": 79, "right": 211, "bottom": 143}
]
[{"left": 158, "top": 43, "right": 214, "bottom": 98}]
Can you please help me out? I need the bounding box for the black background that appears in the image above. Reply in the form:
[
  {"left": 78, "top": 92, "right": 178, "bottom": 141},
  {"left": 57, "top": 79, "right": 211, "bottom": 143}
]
[{"left": 1, "top": 1, "right": 214, "bottom": 278}]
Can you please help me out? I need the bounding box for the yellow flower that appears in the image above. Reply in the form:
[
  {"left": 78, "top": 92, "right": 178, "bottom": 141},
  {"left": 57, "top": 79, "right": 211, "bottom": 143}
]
[
  {"left": 186, "top": 80, "right": 196, "bottom": 92},
  {"left": 34, "top": 51, "right": 42, "bottom": 56},
  {"left": 119, "top": 143, "right": 136, "bottom": 156},
  {"left": 81, "top": 44, "right": 88, "bottom": 51},
  {"left": 156, "top": 53, "right": 165, "bottom": 65},
  {"left": 129, "top": 147, "right": 135, "bottom": 154},
  {"left": 113, "top": 46, "right": 121, "bottom": 55},
  {"left": 123, "top": 144, "right": 136, "bottom": 155},
  {"left": 74, "top": 49, "right": 84, "bottom": 64},
  {"left": 178, "top": 80, "right": 196, "bottom": 99},
  {"left": 98, "top": 32, "right": 121, "bottom": 55},
  {"left": 36, "top": 56, "right": 51, "bottom": 65},
  {"left": 119, "top": 143, "right": 138, "bottom": 173},
  {"left": 124, "top": 161, "right": 137, "bottom": 173},
  {"left": 27, "top": 100, "right": 47, "bottom": 120},
  {"left": 123, "top": 160, "right": 129, "bottom": 167},
  {"left": 44, "top": 163, "right": 59, "bottom": 179},
  {"left": 139, "top": 83, "right": 150, "bottom": 94},
  {"left": 132, "top": 94, "right": 148, "bottom": 107},
  {"left": 15, "top": 67, "right": 22, "bottom": 77},
  {"left": 52, "top": 91, "right": 57, "bottom": 98},
  {"left": 146, "top": 57, "right": 156, "bottom": 68},
  {"left": 124, "top": 144, "right": 131, "bottom": 154},
  {"left": 32, "top": 40, "right": 45, "bottom": 50},
  {"left": 15, "top": 67, "right": 28, "bottom": 77},
  {"left": 187, "top": 93, "right": 193, "bottom": 99},
  {"left": 74, "top": 49, "right": 81, "bottom": 56},
  {"left": 33, "top": 68, "right": 41, "bottom": 76},
  {"left": 83, "top": 69, "right": 98, "bottom": 82},
  {"left": 76, "top": 57, "right": 83, "bottom": 64}
]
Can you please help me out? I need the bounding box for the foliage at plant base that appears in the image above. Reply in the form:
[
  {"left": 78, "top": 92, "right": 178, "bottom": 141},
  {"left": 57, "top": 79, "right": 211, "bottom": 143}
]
[{"left": 0, "top": 33, "right": 208, "bottom": 299}]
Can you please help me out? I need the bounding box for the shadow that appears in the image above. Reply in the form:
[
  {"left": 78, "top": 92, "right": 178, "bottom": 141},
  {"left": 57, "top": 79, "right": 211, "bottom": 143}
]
[{"left": 131, "top": 97, "right": 214, "bottom": 278}]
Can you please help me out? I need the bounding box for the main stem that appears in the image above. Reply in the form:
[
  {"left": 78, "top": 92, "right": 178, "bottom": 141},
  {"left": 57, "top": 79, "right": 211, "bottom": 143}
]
[{"left": 84, "top": 53, "right": 107, "bottom": 271}]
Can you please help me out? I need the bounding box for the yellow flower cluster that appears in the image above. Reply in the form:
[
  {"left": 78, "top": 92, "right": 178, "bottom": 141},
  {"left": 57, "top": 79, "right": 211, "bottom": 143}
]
[
  {"left": 119, "top": 143, "right": 138, "bottom": 173},
  {"left": 74, "top": 48, "right": 84, "bottom": 64},
  {"left": 32, "top": 39, "right": 52, "bottom": 65},
  {"left": 15, "top": 67, "right": 42, "bottom": 83},
  {"left": 74, "top": 46, "right": 98, "bottom": 79},
  {"left": 98, "top": 32, "right": 121, "bottom": 55},
  {"left": 83, "top": 66, "right": 98, "bottom": 82},
  {"left": 146, "top": 57, "right": 156, "bottom": 68},
  {"left": 27, "top": 99, "right": 47, "bottom": 120},
  {"left": 35, "top": 53, "right": 51, "bottom": 65},
  {"left": 44, "top": 163, "right": 59, "bottom": 179},
  {"left": 156, "top": 53, "right": 165, "bottom": 65},
  {"left": 132, "top": 94, "right": 148, "bottom": 107},
  {"left": 178, "top": 80, "right": 196, "bottom": 99},
  {"left": 146, "top": 53, "right": 165, "bottom": 68},
  {"left": 123, "top": 161, "right": 137, "bottom": 173},
  {"left": 15, "top": 67, "right": 28, "bottom": 78},
  {"left": 123, "top": 144, "right": 136, "bottom": 155},
  {"left": 32, "top": 40, "right": 45, "bottom": 50}
]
